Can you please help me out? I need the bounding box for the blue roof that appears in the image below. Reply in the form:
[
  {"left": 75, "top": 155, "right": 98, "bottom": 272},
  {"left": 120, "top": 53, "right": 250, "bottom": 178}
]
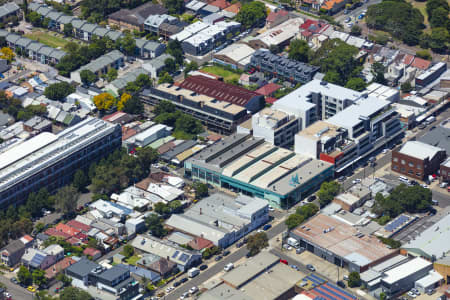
[
  {"left": 30, "top": 253, "right": 46, "bottom": 268},
  {"left": 118, "top": 264, "right": 160, "bottom": 282},
  {"left": 109, "top": 201, "right": 133, "bottom": 215},
  {"left": 385, "top": 215, "right": 410, "bottom": 232}
]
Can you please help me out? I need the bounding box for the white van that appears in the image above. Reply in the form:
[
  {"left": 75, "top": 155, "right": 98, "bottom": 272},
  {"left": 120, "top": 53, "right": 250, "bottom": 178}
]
[
  {"left": 188, "top": 267, "right": 200, "bottom": 278},
  {"left": 398, "top": 176, "right": 409, "bottom": 184},
  {"left": 224, "top": 263, "right": 234, "bottom": 272}
]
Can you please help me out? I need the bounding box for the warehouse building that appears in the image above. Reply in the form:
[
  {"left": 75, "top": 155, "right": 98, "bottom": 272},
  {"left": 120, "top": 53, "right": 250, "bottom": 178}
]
[
  {"left": 185, "top": 133, "right": 334, "bottom": 208},
  {"left": 249, "top": 18, "right": 304, "bottom": 49},
  {"left": 165, "top": 193, "right": 268, "bottom": 248},
  {"left": 289, "top": 214, "right": 397, "bottom": 272},
  {"left": 140, "top": 83, "right": 248, "bottom": 134},
  {"left": 0, "top": 117, "right": 121, "bottom": 207},
  {"left": 123, "top": 124, "right": 172, "bottom": 150}
]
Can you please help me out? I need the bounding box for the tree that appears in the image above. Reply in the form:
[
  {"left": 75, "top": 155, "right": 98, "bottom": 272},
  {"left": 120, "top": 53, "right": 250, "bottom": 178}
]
[
  {"left": 73, "top": 169, "right": 89, "bottom": 192},
  {"left": 348, "top": 272, "right": 361, "bottom": 287},
  {"left": 32, "top": 269, "right": 47, "bottom": 287},
  {"left": 166, "top": 40, "right": 183, "bottom": 65},
  {"left": 429, "top": 7, "right": 449, "bottom": 28},
  {"left": 93, "top": 93, "right": 116, "bottom": 111},
  {"left": 285, "top": 213, "right": 305, "bottom": 230},
  {"left": 26, "top": 11, "right": 41, "bottom": 26},
  {"left": 154, "top": 100, "right": 176, "bottom": 115},
  {"left": 55, "top": 185, "right": 79, "bottom": 216},
  {"left": 119, "top": 34, "right": 136, "bottom": 56},
  {"left": 136, "top": 147, "right": 159, "bottom": 171},
  {"left": 236, "top": 1, "right": 267, "bottom": 28},
  {"left": 317, "top": 181, "right": 340, "bottom": 207},
  {"left": 288, "top": 39, "right": 310, "bottom": 63},
  {"left": 135, "top": 74, "right": 151, "bottom": 89},
  {"left": 158, "top": 72, "right": 174, "bottom": 84},
  {"left": 193, "top": 182, "right": 208, "bottom": 199},
  {"left": 59, "top": 287, "right": 93, "bottom": 300},
  {"left": 380, "top": 292, "right": 386, "bottom": 300},
  {"left": 175, "top": 113, "right": 202, "bottom": 135},
  {"left": 429, "top": 27, "right": 449, "bottom": 53},
  {"left": 63, "top": 23, "right": 73, "bottom": 37},
  {"left": 345, "top": 77, "right": 366, "bottom": 91},
  {"left": 0, "top": 47, "right": 15, "bottom": 62},
  {"left": 416, "top": 50, "right": 432, "bottom": 60},
  {"left": 18, "top": 266, "right": 32, "bottom": 285},
  {"left": 246, "top": 232, "right": 268, "bottom": 256},
  {"left": 117, "top": 93, "right": 131, "bottom": 111},
  {"left": 163, "top": 58, "right": 177, "bottom": 74},
  {"left": 145, "top": 214, "right": 167, "bottom": 238},
  {"left": 371, "top": 62, "right": 386, "bottom": 85},
  {"left": 56, "top": 273, "right": 72, "bottom": 287},
  {"left": 400, "top": 82, "right": 412, "bottom": 93},
  {"left": 426, "top": 0, "right": 449, "bottom": 22},
  {"left": 44, "top": 82, "right": 75, "bottom": 101},
  {"left": 350, "top": 25, "right": 362, "bottom": 36},
  {"left": 80, "top": 70, "right": 97, "bottom": 86},
  {"left": 122, "top": 95, "right": 143, "bottom": 114},
  {"left": 122, "top": 245, "right": 134, "bottom": 258},
  {"left": 184, "top": 61, "right": 198, "bottom": 76},
  {"left": 154, "top": 202, "right": 170, "bottom": 215},
  {"left": 163, "top": 0, "right": 184, "bottom": 14},
  {"left": 42, "top": 17, "right": 50, "bottom": 28},
  {"left": 168, "top": 200, "right": 183, "bottom": 213},
  {"left": 106, "top": 68, "right": 118, "bottom": 82}
]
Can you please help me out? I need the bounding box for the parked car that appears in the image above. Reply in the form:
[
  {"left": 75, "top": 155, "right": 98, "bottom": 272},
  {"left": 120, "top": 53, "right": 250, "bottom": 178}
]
[
  {"left": 283, "top": 244, "right": 293, "bottom": 251},
  {"left": 199, "top": 264, "right": 208, "bottom": 271},
  {"left": 352, "top": 179, "right": 361, "bottom": 184},
  {"left": 290, "top": 264, "right": 300, "bottom": 271},
  {"left": 236, "top": 241, "right": 244, "bottom": 248},
  {"left": 180, "top": 291, "right": 190, "bottom": 299},
  {"left": 180, "top": 278, "right": 188, "bottom": 284},
  {"left": 296, "top": 247, "right": 305, "bottom": 254},
  {"left": 280, "top": 259, "right": 288, "bottom": 265},
  {"left": 189, "top": 286, "right": 199, "bottom": 294},
  {"left": 306, "top": 264, "right": 316, "bottom": 271},
  {"left": 223, "top": 250, "right": 231, "bottom": 256},
  {"left": 382, "top": 148, "right": 388, "bottom": 154},
  {"left": 166, "top": 286, "right": 174, "bottom": 293},
  {"left": 263, "top": 224, "right": 272, "bottom": 231},
  {"left": 215, "top": 255, "right": 222, "bottom": 261},
  {"left": 268, "top": 206, "right": 275, "bottom": 211},
  {"left": 307, "top": 195, "right": 316, "bottom": 202},
  {"left": 338, "top": 176, "right": 346, "bottom": 182},
  {"left": 10, "top": 277, "right": 18, "bottom": 284},
  {"left": 246, "top": 252, "right": 252, "bottom": 258},
  {"left": 337, "top": 281, "right": 346, "bottom": 288}
]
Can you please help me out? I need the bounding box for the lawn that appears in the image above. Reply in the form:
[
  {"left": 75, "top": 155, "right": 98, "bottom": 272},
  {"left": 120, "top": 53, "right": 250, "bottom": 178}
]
[
  {"left": 24, "top": 30, "right": 71, "bottom": 49},
  {"left": 200, "top": 65, "right": 242, "bottom": 82},
  {"left": 125, "top": 255, "right": 141, "bottom": 265},
  {"left": 407, "top": 0, "right": 430, "bottom": 30}
]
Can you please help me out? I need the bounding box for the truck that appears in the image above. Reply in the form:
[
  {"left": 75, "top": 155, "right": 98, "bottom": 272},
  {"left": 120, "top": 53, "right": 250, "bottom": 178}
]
[
  {"left": 287, "top": 237, "right": 299, "bottom": 248},
  {"left": 188, "top": 268, "right": 199, "bottom": 278},
  {"left": 426, "top": 116, "right": 436, "bottom": 123}
]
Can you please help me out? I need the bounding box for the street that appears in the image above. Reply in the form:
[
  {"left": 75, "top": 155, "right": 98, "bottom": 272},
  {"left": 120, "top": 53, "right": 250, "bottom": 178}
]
[
  {"left": 0, "top": 274, "right": 33, "bottom": 300},
  {"left": 166, "top": 220, "right": 287, "bottom": 300}
]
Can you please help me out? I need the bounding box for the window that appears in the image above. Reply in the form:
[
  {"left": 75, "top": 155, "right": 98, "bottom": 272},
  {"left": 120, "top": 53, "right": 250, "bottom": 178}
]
[
  {"left": 393, "top": 157, "right": 398, "bottom": 162},
  {"left": 408, "top": 170, "right": 413, "bottom": 174},
  {"left": 401, "top": 168, "right": 405, "bottom": 172},
  {"left": 417, "top": 165, "right": 421, "bottom": 169},
  {"left": 416, "top": 172, "right": 421, "bottom": 177},
  {"left": 393, "top": 165, "right": 399, "bottom": 170},
  {"left": 443, "top": 170, "right": 447, "bottom": 175},
  {"left": 408, "top": 162, "right": 414, "bottom": 167},
  {"left": 401, "top": 160, "right": 405, "bottom": 165}
]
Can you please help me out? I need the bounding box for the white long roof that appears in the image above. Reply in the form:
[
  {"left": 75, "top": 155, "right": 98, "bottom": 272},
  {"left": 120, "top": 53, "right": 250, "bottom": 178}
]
[
  {"left": 382, "top": 257, "right": 431, "bottom": 285},
  {"left": 398, "top": 141, "right": 444, "bottom": 160}
]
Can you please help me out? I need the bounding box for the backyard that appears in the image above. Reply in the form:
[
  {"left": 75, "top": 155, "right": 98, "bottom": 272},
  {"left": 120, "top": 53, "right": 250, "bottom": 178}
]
[
  {"left": 24, "top": 30, "right": 74, "bottom": 49},
  {"left": 200, "top": 65, "right": 242, "bottom": 83}
]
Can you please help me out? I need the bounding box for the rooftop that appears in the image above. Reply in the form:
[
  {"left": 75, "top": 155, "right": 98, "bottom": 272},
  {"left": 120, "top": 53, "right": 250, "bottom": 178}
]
[
  {"left": 215, "top": 43, "right": 255, "bottom": 64},
  {"left": 418, "top": 119, "right": 450, "bottom": 156},
  {"left": 292, "top": 214, "right": 394, "bottom": 267},
  {"left": 296, "top": 121, "right": 343, "bottom": 141},
  {"left": 66, "top": 258, "right": 99, "bottom": 278},
  {"left": 382, "top": 257, "right": 431, "bottom": 284},
  {"left": 398, "top": 141, "right": 444, "bottom": 161},
  {"left": 251, "top": 18, "right": 304, "bottom": 46}
]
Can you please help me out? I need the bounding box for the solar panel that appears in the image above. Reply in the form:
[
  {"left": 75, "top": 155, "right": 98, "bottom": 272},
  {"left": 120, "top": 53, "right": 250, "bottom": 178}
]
[
  {"left": 179, "top": 253, "right": 189, "bottom": 262},
  {"left": 310, "top": 273, "right": 326, "bottom": 283},
  {"left": 321, "top": 285, "right": 351, "bottom": 300},
  {"left": 384, "top": 215, "right": 409, "bottom": 232},
  {"left": 326, "top": 283, "right": 356, "bottom": 299},
  {"left": 171, "top": 250, "right": 180, "bottom": 259},
  {"left": 314, "top": 287, "right": 339, "bottom": 300},
  {"left": 305, "top": 276, "right": 321, "bottom": 285}
]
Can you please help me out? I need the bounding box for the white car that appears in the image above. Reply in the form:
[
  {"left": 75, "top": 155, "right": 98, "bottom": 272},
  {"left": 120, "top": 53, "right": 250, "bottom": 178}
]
[
  {"left": 408, "top": 291, "right": 417, "bottom": 298},
  {"left": 421, "top": 184, "right": 429, "bottom": 189},
  {"left": 382, "top": 149, "right": 388, "bottom": 154},
  {"left": 268, "top": 206, "right": 275, "bottom": 211},
  {"left": 347, "top": 22, "right": 354, "bottom": 28},
  {"left": 180, "top": 292, "right": 190, "bottom": 299},
  {"left": 189, "top": 286, "right": 199, "bottom": 294},
  {"left": 352, "top": 179, "right": 361, "bottom": 184},
  {"left": 166, "top": 286, "right": 174, "bottom": 293}
]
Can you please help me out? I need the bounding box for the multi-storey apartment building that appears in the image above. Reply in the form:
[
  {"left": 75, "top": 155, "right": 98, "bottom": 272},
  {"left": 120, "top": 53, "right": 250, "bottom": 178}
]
[{"left": 0, "top": 118, "right": 122, "bottom": 207}]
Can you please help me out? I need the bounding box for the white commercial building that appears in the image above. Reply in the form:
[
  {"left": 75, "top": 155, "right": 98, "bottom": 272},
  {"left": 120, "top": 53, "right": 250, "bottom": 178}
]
[
  {"left": 123, "top": 124, "right": 172, "bottom": 150},
  {"left": 252, "top": 107, "right": 300, "bottom": 148},
  {"left": 165, "top": 193, "right": 269, "bottom": 248}
]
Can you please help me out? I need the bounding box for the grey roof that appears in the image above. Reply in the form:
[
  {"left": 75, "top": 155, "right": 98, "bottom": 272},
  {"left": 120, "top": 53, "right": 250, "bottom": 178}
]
[
  {"left": 5, "top": 33, "right": 20, "bottom": 43},
  {"left": 418, "top": 123, "right": 450, "bottom": 156},
  {"left": 36, "top": 6, "right": 52, "bottom": 17},
  {"left": 202, "top": 4, "right": 220, "bottom": 13},
  {"left": 27, "top": 42, "right": 44, "bottom": 52},
  {"left": 0, "top": 111, "right": 11, "bottom": 126},
  {"left": 58, "top": 15, "right": 75, "bottom": 24},
  {"left": 2, "top": 239, "right": 25, "bottom": 254},
  {"left": 106, "top": 30, "right": 123, "bottom": 41},
  {"left": 198, "top": 281, "right": 248, "bottom": 300},
  {"left": 29, "top": 2, "right": 42, "bottom": 12},
  {"left": 110, "top": 67, "right": 147, "bottom": 90},
  {"left": 15, "top": 37, "right": 32, "bottom": 48},
  {"left": 0, "top": 2, "right": 19, "bottom": 19},
  {"left": 72, "top": 19, "right": 87, "bottom": 29},
  {"left": 39, "top": 46, "right": 54, "bottom": 56},
  {"left": 144, "top": 40, "right": 163, "bottom": 52},
  {"left": 135, "top": 38, "right": 148, "bottom": 48},
  {"left": 203, "top": 12, "right": 223, "bottom": 23},
  {"left": 47, "top": 11, "right": 63, "bottom": 21},
  {"left": 118, "top": 264, "right": 160, "bottom": 282},
  {"left": 36, "top": 233, "right": 49, "bottom": 242},
  {"left": 146, "top": 53, "right": 173, "bottom": 70},
  {"left": 96, "top": 265, "right": 129, "bottom": 282},
  {"left": 398, "top": 141, "right": 444, "bottom": 161},
  {"left": 161, "top": 140, "right": 197, "bottom": 161},
  {"left": 49, "top": 49, "right": 66, "bottom": 60},
  {"left": 79, "top": 50, "right": 124, "bottom": 73},
  {"left": 66, "top": 258, "right": 100, "bottom": 277},
  {"left": 80, "top": 23, "right": 97, "bottom": 33},
  {"left": 0, "top": 29, "right": 9, "bottom": 38},
  {"left": 93, "top": 27, "right": 110, "bottom": 37}
]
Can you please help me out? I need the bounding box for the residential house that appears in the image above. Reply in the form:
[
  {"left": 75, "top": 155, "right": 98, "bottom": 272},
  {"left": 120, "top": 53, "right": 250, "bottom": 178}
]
[
  {"left": 43, "top": 244, "right": 65, "bottom": 262},
  {"left": 0, "top": 2, "right": 20, "bottom": 24},
  {"left": 83, "top": 248, "right": 102, "bottom": 260},
  {"left": 22, "top": 248, "right": 56, "bottom": 270},
  {"left": 134, "top": 39, "right": 166, "bottom": 59},
  {"left": 45, "top": 257, "right": 76, "bottom": 281},
  {"left": 108, "top": 3, "right": 168, "bottom": 31},
  {"left": 266, "top": 10, "right": 289, "bottom": 28},
  {"left": 0, "top": 240, "right": 26, "bottom": 267},
  {"left": 142, "top": 53, "right": 174, "bottom": 78},
  {"left": 136, "top": 255, "right": 177, "bottom": 278}
]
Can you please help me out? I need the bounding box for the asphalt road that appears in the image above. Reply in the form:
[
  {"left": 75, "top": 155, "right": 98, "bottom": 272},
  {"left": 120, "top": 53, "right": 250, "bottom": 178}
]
[
  {"left": 0, "top": 274, "right": 33, "bottom": 300},
  {"left": 166, "top": 221, "right": 287, "bottom": 300},
  {"left": 334, "top": 0, "right": 382, "bottom": 23}
]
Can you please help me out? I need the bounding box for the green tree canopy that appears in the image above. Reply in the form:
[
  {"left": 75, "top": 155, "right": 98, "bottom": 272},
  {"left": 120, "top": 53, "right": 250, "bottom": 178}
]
[
  {"left": 317, "top": 181, "right": 340, "bottom": 207},
  {"left": 63, "top": 23, "right": 73, "bottom": 37},
  {"left": 350, "top": 25, "right": 362, "bottom": 36},
  {"left": 163, "top": 0, "right": 184, "bottom": 14},
  {"left": 236, "top": 1, "right": 267, "bottom": 28},
  {"left": 80, "top": 70, "right": 97, "bottom": 86},
  {"left": 18, "top": 266, "right": 32, "bottom": 285},
  {"left": 348, "top": 272, "right": 361, "bottom": 287},
  {"left": 122, "top": 95, "right": 143, "bottom": 114},
  {"left": 55, "top": 185, "right": 79, "bottom": 216},
  {"left": 371, "top": 62, "right": 387, "bottom": 85},
  {"left": 60, "top": 287, "right": 93, "bottom": 300},
  {"left": 32, "top": 269, "right": 47, "bottom": 287},
  {"left": 44, "top": 82, "right": 75, "bottom": 101},
  {"left": 193, "top": 182, "right": 208, "bottom": 199},
  {"left": 158, "top": 72, "right": 174, "bottom": 84},
  {"left": 247, "top": 232, "right": 268, "bottom": 256},
  {"left": 145, "top": 214, "right": 167, "bottom": 238},
  {"left": 345, "top": 77, "right": 367, "bottom": 91},
  {"left": 166, "top": 40, "right": 184, "bottom": 65},
  {"left": 285, "top": 213, "right": 305, "bottom": 229},
  {"left": 105, "top": 68, "right": 118, "bottom": 82},
  {"left": 122, "top": 245, "right": 134, "bottom": 258},
  {"left": 73, "top": 169, "right": 89, "bottom": 192},
  {"left": 288, "top": 39, "right": 311, "bottom": 63}
]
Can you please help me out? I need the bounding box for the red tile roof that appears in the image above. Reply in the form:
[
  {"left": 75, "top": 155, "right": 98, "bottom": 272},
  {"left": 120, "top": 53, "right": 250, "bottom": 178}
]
[
  {"left": 55, "top": 223, "right": 81, "bottom": 237},
  {"left": 411, "top": 57, "right": 431, "bottom": 70},
  {"left": 188, "top": 237, "right": 214, "bottom": 250},
  {"left": 255, "top": 83, "right": 282, "bottom": 96},
  {"left": 403, "top": 54, "right": 415, "bottom": 66},
  {"left": 207, "top": 134, "right": 222, "bottom": 142},
  {"left": 224, "top": 2, "right": 240, "bottom": 13},
  {"left": 45, "top": 257, "right": 76, "bottom": 279},
  {"left": 179, "top": 75, "right": 260, "bottom": 107},
  {"left": 45, "top": 228, "right": 71, "bottom": 239},
  {"left": 122, "top": 127, "right": 137, "bottom": 141},
  {"left": 66, "top": 220, "right": 91, "bottom": 233},
  {"left": 266, "top": 10, "right": 288, "bottom": 23},
  {"left": 265, "top": 97, "right": 279, "bottom": 104},
  {"left": 66, "top": 237, "right": 82, "bottom": 246},
  {"left": 83, "top": 247, "right": 101, "bottom": 257},
  {"left": 21, "top": 235, "right": 34, "bottom": 242},
  {"left": 300, "top": 19, "right": 330, "bottom": 34},
  {"left": 209, "top": 0, "right": 229, "bottom": 9}
]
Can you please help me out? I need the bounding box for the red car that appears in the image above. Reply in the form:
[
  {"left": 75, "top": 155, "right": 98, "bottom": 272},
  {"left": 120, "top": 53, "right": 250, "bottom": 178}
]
[{"left": 280, "top": 259, "right": 288, "bottom": 265}]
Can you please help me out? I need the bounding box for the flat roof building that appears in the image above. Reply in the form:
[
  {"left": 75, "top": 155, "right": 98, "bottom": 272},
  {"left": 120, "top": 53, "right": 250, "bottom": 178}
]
[
  {"left": 213, "top": 43, "right": 255, "bottom": 70},
  {"left": 249, "top": 18, "right": 304, "bottom": 49},
  {"left": 289, "top": 214, "right": 397, "bottom": 272},
  {"left": 165, "top": 193, "right": 268, "bottom": 248},
  {"left": 0, "top": 117, "right": 121, "bottom": 207},
  {"left": 185, "top": 134, "right": 334, "bottom": 208}
]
